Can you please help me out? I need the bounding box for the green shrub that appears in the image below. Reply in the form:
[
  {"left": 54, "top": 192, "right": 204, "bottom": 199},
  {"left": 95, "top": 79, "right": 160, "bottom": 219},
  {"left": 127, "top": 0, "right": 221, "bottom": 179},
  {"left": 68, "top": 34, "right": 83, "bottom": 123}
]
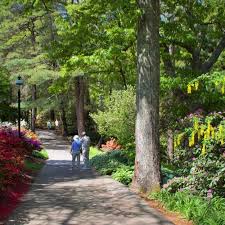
[
  {"left": 90, "top": 149, "right": 135, "bottom": 185},
  {"left": 112, "top": 165, "right": 134, "bottom": 185},
  {"left": 90, "top": 149, "right": 177, "bottom": 186},
  {"left": 151, "top": 190, "right": 225, "bottom": 225},
  {"left": 165, "top": 154, "right": 225, "bottom": 197},
  {"left": 91, "top": 86, "right": 135, "bottom": 146},
  {"left": 90, "top": 152, "right": 124, "bottom": 175},
  {"left": 32, "top": 149, "right": 49, "bottom": 160}
]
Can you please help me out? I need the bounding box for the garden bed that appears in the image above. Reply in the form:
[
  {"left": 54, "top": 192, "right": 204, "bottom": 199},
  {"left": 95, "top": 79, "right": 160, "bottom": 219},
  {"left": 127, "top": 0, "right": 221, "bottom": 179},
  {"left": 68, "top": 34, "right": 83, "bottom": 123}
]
[
  {"left": 0, "top": 127, "right": 48, "bottom": 222},
  {"left": 0, "top": 158, "right": 45, "bottom": 222}
]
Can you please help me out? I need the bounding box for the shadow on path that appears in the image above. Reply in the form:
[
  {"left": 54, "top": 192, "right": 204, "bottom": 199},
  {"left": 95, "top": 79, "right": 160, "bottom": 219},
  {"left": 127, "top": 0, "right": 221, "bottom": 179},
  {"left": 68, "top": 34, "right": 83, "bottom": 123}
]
[{"left": 6, "top": 130, "right": 173, "bottom": 225}]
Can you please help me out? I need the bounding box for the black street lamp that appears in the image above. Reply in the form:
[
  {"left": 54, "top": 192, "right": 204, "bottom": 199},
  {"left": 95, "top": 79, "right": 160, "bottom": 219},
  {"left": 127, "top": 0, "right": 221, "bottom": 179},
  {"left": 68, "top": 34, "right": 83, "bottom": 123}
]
[{"left": 16, "top": 76, "right": 23, "bottom": 137}]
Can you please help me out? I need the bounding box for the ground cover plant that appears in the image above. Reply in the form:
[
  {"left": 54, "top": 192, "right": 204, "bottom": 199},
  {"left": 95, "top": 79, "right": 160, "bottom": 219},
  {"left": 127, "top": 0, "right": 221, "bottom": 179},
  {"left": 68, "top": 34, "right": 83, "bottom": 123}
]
[
  {"left": 150, "top": 190, "right": 225, "bottom": 225},
  {"left": 90, "top": 148, "right": 177, "bottom": 186}
]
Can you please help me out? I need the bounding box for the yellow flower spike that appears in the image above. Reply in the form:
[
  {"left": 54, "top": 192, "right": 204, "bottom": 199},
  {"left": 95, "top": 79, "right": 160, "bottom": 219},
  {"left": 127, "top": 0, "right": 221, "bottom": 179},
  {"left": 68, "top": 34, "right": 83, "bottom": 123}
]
[
  {"left": 206, "top": 122, "right": 211, "bottom": 139},
  {"left": 200, "top": 126, "right": 205, "bottom": 136},
  {"left": 187, "top": 84, "right": 192, "bottom": 94},
  {"left": 192, "top": 131, "right": 195, "bottom": 144},
  {"left": 204, "top": 132, "right": 207, "bottom": 141},
  {"left": 189, "top": 138, "right": 192, "bottom": 147},
  {"left": 201, "top": 143, "right": 206, "bottom": 155},
  {"left": 211, "top": 127, "right": 215, "bottom": 139},
  {"left": 177, "top": 133, "right": 185, "bottom": 146},
  {"left": 207, "top": 121, "right": 211, "bottom": 130},
  {"left": 221, "top": 85, "right": 225, "bottom": 94},
  {"left": 219, "top": 124, "right": 223, "bottom": 137},
  {"left": 174, "top": 139, "right": 177, "bottom": 149},
  {"left": 177, "top": 136, "right": 181, "bottom": 146},
  {"left": 194, "top": 119, "right": 199, "bottom": 130},
  {"left": 198, "top": 129, "right": 201, "bottom": 140},
  {"left": 195, "top": 82, "right": 199, "bottom": 90}
]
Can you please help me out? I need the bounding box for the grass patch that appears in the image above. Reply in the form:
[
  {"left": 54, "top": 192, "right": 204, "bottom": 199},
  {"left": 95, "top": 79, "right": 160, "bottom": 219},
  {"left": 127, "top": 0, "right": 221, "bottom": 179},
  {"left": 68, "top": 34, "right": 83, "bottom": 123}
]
[
  {"left": 150, "top": 190, "right": 225, "bottom": 225},
  {"left": 89, "top": 147, "right": 104, "bottom": 159},
  {"left": 24, "top": 159, "right": 44, "bottom": 172},
  {"left": 32, "top": 149, "right": 49, "bottom": 160}
]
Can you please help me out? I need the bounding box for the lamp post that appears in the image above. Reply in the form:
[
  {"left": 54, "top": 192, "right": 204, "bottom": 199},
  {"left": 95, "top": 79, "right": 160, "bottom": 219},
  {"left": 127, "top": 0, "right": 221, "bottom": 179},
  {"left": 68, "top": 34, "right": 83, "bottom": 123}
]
[{"left": 16, "top": 76, "right": 23, "bottom": 137}]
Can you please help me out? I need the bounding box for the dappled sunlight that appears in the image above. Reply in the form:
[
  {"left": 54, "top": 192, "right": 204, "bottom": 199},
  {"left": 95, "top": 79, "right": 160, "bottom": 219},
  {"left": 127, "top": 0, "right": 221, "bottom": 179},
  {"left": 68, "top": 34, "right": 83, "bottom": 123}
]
[{"left": 6, "top": 131, "right": 173, "bottom": 225}]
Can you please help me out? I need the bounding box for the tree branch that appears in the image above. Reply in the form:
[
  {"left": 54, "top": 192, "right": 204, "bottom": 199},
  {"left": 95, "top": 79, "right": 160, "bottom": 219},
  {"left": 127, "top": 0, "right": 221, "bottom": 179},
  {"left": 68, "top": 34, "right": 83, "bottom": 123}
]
[{"left": 201, "top": 33, "right": 225, "bottom": 73}]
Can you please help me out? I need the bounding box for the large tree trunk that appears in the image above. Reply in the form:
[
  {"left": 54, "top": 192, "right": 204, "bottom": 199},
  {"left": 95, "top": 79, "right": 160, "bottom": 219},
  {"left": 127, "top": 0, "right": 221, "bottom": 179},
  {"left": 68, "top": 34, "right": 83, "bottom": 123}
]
[
  {"left": 50, "top": 110, "right": 55, "bottom": 121},
  {"left": 132, "top": 0, "right": 161, "bottom": 194},
  {"left": 31, "top": 85, "right": 37, "bottom": 132},
  {"left": 60, "top": 100, "right": 68, "bottom": 136},
  {"left": 75, "top": 76, "right": 85, "bottom": 136}
]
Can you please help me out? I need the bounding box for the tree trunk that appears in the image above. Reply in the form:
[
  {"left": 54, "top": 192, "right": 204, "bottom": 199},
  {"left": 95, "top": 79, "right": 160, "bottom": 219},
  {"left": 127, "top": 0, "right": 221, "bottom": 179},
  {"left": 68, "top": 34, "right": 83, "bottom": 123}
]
[
  {"left": 50, "top": 110, "right": 55, "bottom": 121},
  {"left": 60, "top": 101, "right": 68, "bottom": 136},
  {"left": 75, "top": 76, "right": 85, "bottom": 136},
  {"left": 167, "top": 129, "right": 174, "bottom": 162},
  {"left": 132, "top": 0, "right": 161, "bottom": 194},
  {"left": 31, "top": 85, "right": 37, "bottom": 132},
  {"left": 162, "top": 44, "right": 175, "bottom": 76}
]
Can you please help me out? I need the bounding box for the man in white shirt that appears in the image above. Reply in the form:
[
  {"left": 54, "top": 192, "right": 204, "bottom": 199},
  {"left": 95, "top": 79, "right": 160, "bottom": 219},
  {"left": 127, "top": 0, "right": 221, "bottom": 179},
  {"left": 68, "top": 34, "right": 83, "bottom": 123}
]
[{"left": 80, "top": 131, "right": 91, "bottom": 169}]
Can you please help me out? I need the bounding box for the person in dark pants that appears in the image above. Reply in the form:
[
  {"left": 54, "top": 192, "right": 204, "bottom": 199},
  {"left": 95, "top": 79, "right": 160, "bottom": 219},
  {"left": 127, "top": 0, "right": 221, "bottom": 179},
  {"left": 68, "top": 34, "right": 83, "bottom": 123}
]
[{"left": 70, "top": 135, "right": 82, "bottom": 168}]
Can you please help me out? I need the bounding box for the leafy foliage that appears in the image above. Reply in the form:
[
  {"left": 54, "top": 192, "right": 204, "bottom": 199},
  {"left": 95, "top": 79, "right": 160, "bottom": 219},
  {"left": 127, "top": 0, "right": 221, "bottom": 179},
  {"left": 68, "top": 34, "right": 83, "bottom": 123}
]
[
  {"left": 151, "top": 190, "right": 225, "bottom": 225},
  {"left": 166, "top": 111, "right": 225, "bottom": 197},
  {"left": 90, "top": 149, "right": 135, "bottom": 185},
  {"left": 91, "top": 86, "right": 135, "bottom": 146},
  {"left": 112, "top": 165, "right": 134, "bottom": 185},
  {"left": 32, "top": 149, "right": 48, "bottom": 160}
]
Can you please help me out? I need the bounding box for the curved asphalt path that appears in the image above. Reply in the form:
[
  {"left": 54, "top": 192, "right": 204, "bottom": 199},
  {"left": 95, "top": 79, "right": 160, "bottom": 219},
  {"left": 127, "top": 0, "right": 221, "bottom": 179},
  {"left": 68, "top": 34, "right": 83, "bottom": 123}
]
[{"left": 6, "top": 130, "right": 173, "bottom": 225}]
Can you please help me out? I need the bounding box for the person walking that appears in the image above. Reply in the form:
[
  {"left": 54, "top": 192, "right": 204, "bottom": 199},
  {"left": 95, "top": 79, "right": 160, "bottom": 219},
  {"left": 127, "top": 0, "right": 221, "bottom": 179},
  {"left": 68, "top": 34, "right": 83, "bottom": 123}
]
[
  {"left": 70, "top": 135, "right": 82, "bottom": 168},
  {"left": 80, "top": 131, "right": 91, "bottom": 169},
  {"left": 55, "top": 119, "right": 59, "bottom": 131},
  {"left": 47, "top": 121, "right": 51, "bottom": 130}
]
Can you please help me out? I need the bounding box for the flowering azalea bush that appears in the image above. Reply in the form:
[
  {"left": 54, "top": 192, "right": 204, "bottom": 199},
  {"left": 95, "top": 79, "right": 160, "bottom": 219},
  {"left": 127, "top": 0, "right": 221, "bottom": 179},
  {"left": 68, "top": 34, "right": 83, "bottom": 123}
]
[
  {"left": 0, "top": 127, "right": 42, "bottom": 191},
  {"left": 101, "top": 138, "right": 122, "bottom": 151}
]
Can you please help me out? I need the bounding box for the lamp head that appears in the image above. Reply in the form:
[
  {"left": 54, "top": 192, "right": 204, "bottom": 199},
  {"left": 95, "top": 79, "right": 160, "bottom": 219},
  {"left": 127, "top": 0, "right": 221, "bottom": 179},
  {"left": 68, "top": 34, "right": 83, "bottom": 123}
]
[{"left": 16, "top": 76, "right": 23, "bottom": 86}]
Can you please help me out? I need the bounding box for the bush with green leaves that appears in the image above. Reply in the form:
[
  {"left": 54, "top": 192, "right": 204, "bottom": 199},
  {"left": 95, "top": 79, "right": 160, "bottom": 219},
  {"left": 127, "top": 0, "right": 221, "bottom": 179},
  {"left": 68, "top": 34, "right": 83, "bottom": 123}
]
[
  {"left": 165, "top": 153, "right": 225, "bottom": 197},
  {"left": 90, "top": 149, "right": 134, "bottom": 176},
  {"left": 90, "top": 149, "right": 135, "bottom": 185},
  {"left": 150, "top": 190, "right": 225, "bottom": 225},
  {"left": 170, "top": 111, "right": 225, "bottom": 197},
  {"left": 90, "top": 149, "right": 175, "bottom": 186},
  {"left": 32, "top": 149, "right": 49, "bottom": 160},
  {"left": 112, "top": 165, "right": 134, "bottom": 185},
  {"left": 91, "top": 86, "right": 135, "bottom": 146}
]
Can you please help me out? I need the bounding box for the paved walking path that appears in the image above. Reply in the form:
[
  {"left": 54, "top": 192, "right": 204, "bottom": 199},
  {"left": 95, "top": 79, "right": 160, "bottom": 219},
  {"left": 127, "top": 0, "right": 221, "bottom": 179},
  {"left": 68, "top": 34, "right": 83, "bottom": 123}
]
[{"left": 6, "top": 130, "right": 173, "bottom": 225}]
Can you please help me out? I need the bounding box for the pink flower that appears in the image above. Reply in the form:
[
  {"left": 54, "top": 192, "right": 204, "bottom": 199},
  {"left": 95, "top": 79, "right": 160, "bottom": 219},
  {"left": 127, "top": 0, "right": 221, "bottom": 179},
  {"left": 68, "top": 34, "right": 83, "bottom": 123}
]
[{"left": 207, "top": 189, "right": 213, "bottom": 199}]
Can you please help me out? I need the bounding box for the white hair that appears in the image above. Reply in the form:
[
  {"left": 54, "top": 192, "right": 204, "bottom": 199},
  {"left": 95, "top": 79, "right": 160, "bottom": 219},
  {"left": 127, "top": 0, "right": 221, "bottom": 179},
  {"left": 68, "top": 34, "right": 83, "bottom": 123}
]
[{"left": 73, "top": 135, "right": 79, "bottom": 140}]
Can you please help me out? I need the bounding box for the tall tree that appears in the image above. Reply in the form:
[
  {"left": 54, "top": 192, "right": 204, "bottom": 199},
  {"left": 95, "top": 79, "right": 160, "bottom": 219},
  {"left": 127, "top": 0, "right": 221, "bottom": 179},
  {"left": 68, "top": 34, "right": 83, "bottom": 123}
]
[
  {"left": 161, "top": 0, "right": 225, "bottom": 75},
  {"left": 75, "top": 75, "right": 85, "bottom": 136},
  {"left": 132, "top": 0, "right": 161, "bottom": 193}
]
